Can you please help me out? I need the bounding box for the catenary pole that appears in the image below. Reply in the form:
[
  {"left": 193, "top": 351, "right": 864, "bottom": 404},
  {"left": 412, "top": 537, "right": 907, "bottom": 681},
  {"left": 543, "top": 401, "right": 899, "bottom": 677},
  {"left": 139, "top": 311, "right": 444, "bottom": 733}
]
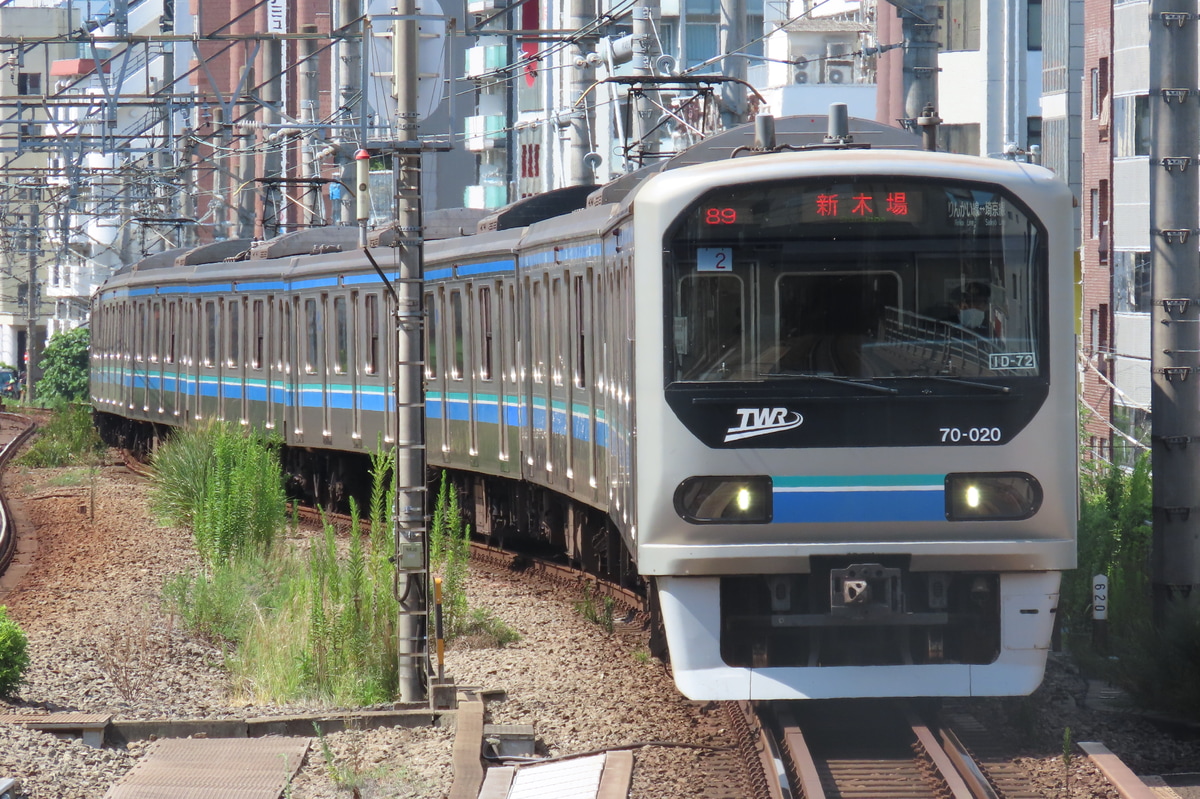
[
  {"left": 1149, "top": 0, "right": 1200, "bottom": 621},
  {"left": 393, "top": 0, "right": 428, "bottom": 704}
]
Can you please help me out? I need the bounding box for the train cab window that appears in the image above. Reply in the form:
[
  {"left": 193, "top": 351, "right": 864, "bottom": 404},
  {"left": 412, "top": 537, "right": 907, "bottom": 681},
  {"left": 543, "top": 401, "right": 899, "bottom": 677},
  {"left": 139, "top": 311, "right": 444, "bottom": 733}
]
[
  {"left": 425, "top": 291, "right": 439, "bottom": 379},
  {"left": 450, "top": 290, "right": 465, "bottom": 380},
  {"left": 479, "top": 286, "right": 493, "bottom": 381},
  {"left": 666, "top": 178, "right": 1046, "bottom": 385},
  {"left": 674, "top": 274, "right": 744, "bottom": 380},
  {"left": 365, "top": 294, "right": 380, "bottom": 376},
  {"left": 305, "top": 298, "right": 321, "bottom": 374},
  {"left": 204, "top": 301, "right": 217, "bottom": 367},
  {"left": 227, "top": 301, "right": 240, "bottom": 367},
  {"left": 251, "top": 300, "right": 264, "bottom": 369},
  {"left": 334, "top": 296, "right": 348, "bottom": 374}
]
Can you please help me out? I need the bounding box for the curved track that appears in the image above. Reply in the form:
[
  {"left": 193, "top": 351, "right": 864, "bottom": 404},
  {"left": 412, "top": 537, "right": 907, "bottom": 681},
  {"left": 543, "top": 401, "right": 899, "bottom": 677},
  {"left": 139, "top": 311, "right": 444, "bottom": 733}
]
[{"left": 0, "top": 413, "right": 37, "bottom": 574}]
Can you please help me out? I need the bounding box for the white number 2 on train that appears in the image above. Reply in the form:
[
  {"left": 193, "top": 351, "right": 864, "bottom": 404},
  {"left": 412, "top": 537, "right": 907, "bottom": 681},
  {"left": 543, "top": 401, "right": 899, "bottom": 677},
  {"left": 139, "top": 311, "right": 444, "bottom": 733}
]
[{"left": 697, "top": 248, "right": 733, "bottom": 271}]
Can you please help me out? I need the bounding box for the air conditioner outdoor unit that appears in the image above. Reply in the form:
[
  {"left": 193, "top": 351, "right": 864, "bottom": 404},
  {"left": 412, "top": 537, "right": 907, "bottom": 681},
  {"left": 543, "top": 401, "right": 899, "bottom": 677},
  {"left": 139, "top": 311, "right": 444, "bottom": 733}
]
[
  {"left": 793, "top": 55, "right": 820, "bottom": 85},
  {"left": 825, "top": 60, "right": 854, "bottom": 84}
]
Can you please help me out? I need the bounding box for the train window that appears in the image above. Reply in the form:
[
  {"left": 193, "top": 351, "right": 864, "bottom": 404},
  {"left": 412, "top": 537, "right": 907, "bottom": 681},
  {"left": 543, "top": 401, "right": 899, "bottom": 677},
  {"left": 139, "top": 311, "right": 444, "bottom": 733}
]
[
  {"left": 425, "top": 291, "right": 438, "bottom": 379},
  {"left": 574, "top": 274, "right": 588, "bottom": 389},
  {"left": 151, "top": 303, "right": 161, "bottom": 363},
  {"left": 450, "top": 290, "right": 465, "bottom": 380},
  {"left": 666, "top": 178, "right": 1046, "bottom": 384},
  {"left": 167, "top": 303, "right": 176, "bottom": 364},
  {"left": 479, "top": 286, "right": 493, "bottom": 381},
  {"left": 365, "top": 294, "right": 380, "bottom": 375},
  {"left": 204, "top": 301, "right": 217, "bottom": 367},
  {"left": 136, "top": 303, "right": 147, "bottom": 362},
  {"left": 252, "top": 300, "right": 264, "bottom": 369},
  {"left": 228, "top": 301, "right": 240, "bottom": 367},
  {"left": 334, "top": 296, "right": 348, "bottom": 374},
  {"left": 552, "top": 278, "right": 564, "bottom": 387},
  {"left": 532, "top": 279, "right": 545, "bottom": 384},
  {"left": 305, "top": 298, "right": 320, "bottom": 374}
]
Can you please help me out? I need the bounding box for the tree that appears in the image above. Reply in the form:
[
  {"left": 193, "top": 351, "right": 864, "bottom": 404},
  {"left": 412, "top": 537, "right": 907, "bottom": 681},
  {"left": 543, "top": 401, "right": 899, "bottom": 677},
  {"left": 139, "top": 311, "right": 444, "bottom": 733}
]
[{"left": 37, "top": 325, "right": 90, "bottom": 404}]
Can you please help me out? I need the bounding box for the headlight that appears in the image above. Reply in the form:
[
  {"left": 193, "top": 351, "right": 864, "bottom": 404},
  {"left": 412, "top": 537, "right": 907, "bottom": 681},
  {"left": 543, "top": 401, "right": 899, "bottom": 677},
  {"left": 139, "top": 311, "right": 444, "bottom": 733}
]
[
  {"left": 945, "top": 472, "right": 1042, "bottom": 521},
  {"left": 675, "top": 476, "right": 773, "bottom": 523}
]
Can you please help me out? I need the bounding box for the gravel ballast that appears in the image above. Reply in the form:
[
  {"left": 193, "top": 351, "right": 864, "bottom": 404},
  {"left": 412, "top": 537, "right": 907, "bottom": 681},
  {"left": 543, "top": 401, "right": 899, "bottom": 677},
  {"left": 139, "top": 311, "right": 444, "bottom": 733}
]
[{"left": 0, "top": 453, "right": 1195, "bottom": 797}]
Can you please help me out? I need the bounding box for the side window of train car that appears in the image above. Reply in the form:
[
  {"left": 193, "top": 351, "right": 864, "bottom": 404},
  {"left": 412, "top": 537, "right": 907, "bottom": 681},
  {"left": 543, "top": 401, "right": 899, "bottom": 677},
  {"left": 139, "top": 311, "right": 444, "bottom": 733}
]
[
  {"left": 166, "top": 302, "right": 176, "bottom": 364},
  {"left": 251, "top": 300, "right": 264, "bottom": 369},
  {"left": 135, "top": 302, "right": 146, "bottom": 362},
  {"left": 479, "top": 286, "right": 493, "bottom": 381},
  {"left": 151, "top": 302, "right": 161, "bottom": 363},
  {"left": 228, "top": 300, "right": 240, "bottom": 368},
  {"left": 532, "top": 279, "right": 545, "bottom": 383},
  {"left": 450, "top": 289, "right": 465, "bottom": 380},
  {"left": 423, "top": 292, "right": 437, "bottom": 380},
  {"left": 551, "top": 277, "right": 564, "bottom": 387},
  {"left": 573, "top": 274, "right": 587, "bottom": 389},
  {"left": 334, "top": 296, "right": 348, "bottom": 374},
  {"left": 364, "top": 293, "right": 379, "bottom": 374},
  {"left": 305, "top": 298, "right": 321, "bottom": 374},
  {"left": 204, "top": 301, "right": 217, "bottom": 367},
  {"left": 365, "top": 293, "right": 379, "bottom": 375}
]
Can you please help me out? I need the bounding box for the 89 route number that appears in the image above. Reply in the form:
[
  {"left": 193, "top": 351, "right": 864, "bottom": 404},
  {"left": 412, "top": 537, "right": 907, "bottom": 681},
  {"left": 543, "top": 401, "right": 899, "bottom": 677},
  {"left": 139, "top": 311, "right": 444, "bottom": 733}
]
[{"left": 940, "top": 427, "right": 1002, "bottom": 443}]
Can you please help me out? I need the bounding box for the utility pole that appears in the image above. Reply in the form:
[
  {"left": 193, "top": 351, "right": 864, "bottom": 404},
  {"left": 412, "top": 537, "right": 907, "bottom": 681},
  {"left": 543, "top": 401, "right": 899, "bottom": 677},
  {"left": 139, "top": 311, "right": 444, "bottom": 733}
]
[
  {"left": 1149, "top": 0, "right": 1200, "bottom": 621},
  {"left": 300, "top": 24, "right": 324, "bottom": 226},
  {"left": 884, "top": 0, "right": 939, "bottom": 129},
  {"left": 718, "top": 0, "right": 747, "bottom": 126},
  {"left": 392, "top": 0, "right": 429, "bottom": 704},
  {"left": 24, "top": 204, "right": 38, "bottom": 403},
  {"left": 565, "top": 0, "right": 596, "bottom": 184},
  {"left": 336, "top": 0, "right": 363, "bottom": 225},
  {"left": 629, "top": 0, "right": 661, "bottom": 165}
]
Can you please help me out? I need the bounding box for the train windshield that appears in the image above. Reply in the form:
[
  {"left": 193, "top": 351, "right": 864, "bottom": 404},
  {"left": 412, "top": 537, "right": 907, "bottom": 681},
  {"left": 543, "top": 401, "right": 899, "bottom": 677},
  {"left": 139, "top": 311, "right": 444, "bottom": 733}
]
[{"left": 665, "top": 177, "right": 1046, "bottom": 385}]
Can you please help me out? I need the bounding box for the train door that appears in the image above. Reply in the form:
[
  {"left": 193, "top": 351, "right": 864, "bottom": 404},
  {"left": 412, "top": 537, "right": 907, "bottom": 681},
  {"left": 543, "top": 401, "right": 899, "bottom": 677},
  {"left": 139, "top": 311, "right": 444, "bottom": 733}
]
[
  {"left": 186, "top": 300, "right": 199, "bottom": 420},
  {"left": 477, "top": 282, "right": 499, "bottom": 467},
  {"left": 497, "top": 280, "right": 514, "bottom": 471},
  {"left": 301, "top": 296, "right": 326, "bottom": 443},
  {"left": 251, "top": 298, "right": 267, "bottom": 429},
  {"left": 275, "top": 297, "right": 294, "bottom": 439},
  {"left": 167, "top": 301, "right": 179, "bottom": 418},
  {"left": 432, "top": 288, "right": 450, "bottom": 455},
  {"left": 202, "top": 299, "right": 219, "bottom": 421},
  {"left": 525, "top": 274, "right": 550, "bottom": 482},
  {"left": 362, "top": 293, "right": 381, "bottom": 444},
  {"left": 151, "top": 299, "right": 163, "bottom": 412},
  {"left": 550, "top": 274, "right": 567, "bottom": 489},
  {"left": 573, "top": 271, "right": 596, "bottom": 500},
  {"left": 463, "top": 284, "right": 479, "bottom": 464},
  {"left": 230, "top": 298, "right": 247, "bottom": 424}
]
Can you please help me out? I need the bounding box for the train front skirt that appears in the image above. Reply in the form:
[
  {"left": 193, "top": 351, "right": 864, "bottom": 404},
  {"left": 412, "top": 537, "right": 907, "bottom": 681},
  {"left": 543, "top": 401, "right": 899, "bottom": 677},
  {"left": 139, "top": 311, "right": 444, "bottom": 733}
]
[{"left": 657, "top": 571, "right": 1061, "bottom": 700}]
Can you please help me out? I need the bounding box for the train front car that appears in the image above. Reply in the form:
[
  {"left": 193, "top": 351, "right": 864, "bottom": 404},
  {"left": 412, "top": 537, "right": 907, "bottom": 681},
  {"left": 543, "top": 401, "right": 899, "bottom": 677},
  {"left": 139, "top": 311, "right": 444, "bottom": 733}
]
[{"left": 631, "top": 149, "right": 1077, "bottom": 701}]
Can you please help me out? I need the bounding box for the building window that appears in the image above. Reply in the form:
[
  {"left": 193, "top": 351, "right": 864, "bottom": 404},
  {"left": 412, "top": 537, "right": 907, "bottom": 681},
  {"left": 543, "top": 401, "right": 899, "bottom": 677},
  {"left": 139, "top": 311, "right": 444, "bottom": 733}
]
[
  {"left": 1113, "top": 95, "right": 1149, "bottom": 157},
  {"left": 1114, "top": 251, "right": 1151, "bottom": 313},
  {"left": 1089, "top": 188, "right": 1099, "bottom": 239},
  {"left": 1027, "top": 0, "right": 1042, "bottom": 51},
  {"left": 17, "top": 73, "right": 40, "bottom": 95}
]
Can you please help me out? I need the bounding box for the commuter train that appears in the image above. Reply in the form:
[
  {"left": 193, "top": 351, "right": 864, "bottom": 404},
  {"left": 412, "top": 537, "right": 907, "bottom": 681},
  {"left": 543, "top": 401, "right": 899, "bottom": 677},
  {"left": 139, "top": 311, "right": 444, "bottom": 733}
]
[{"left": 90, "top": 115, "right": 1077, "bottom": 700}]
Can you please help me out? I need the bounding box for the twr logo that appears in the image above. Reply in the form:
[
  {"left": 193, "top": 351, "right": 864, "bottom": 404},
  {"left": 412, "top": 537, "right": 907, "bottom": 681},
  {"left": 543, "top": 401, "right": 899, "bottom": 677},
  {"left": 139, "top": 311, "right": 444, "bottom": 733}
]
[{"left": 724, "top": 407, "right": 804, "bottom": 443}]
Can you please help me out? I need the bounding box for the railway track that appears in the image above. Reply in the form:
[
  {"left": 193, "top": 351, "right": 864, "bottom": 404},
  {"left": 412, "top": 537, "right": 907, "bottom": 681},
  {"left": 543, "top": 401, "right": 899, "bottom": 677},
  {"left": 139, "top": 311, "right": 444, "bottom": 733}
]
[
  {"left": 0, "top": 413, "right": 37, "bottom": 574},
  {"left": 737, "top": 699, "right": 1058, "bottom": 799}
]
